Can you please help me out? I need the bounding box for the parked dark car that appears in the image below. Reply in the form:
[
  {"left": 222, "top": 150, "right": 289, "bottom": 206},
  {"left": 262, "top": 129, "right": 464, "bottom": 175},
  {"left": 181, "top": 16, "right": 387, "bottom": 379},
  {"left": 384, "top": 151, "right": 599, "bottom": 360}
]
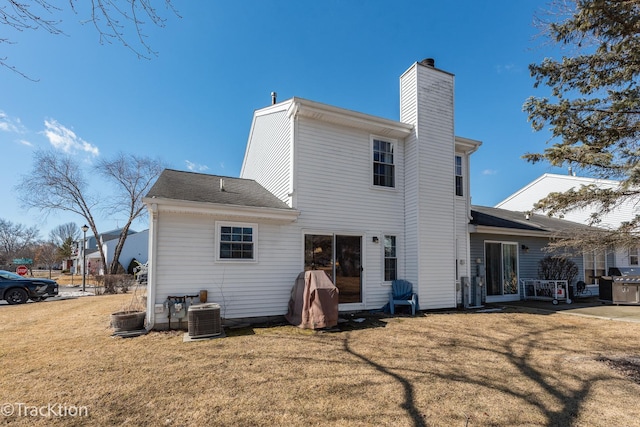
[{"left": 0, "top": 270, "right": 59, "bottom": 305}]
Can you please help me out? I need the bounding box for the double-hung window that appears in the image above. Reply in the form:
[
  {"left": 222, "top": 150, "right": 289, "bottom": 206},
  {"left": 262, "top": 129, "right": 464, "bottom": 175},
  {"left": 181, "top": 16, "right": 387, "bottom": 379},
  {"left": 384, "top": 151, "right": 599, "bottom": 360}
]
[
  {"left": 455, "top": 155, "right": 463, "bottom": 197},
  {"left": 373, "top": 138, "right": 395, "bottom": 188},
  {"left": 384, "top": 235, "right": 397, "bottom": 281},
  {"left": 630, "top": 248, "right": 639, "bottom": 266},
  {"left": 217, "top": 222, "right": 257, "bottom": 261}
]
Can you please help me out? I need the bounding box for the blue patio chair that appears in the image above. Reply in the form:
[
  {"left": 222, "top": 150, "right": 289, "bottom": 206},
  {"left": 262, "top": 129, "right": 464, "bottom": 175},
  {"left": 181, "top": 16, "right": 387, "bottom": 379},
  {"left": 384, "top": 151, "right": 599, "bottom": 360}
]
[{"left": 389, "top": 279, "right": 418, "bottom": 316}]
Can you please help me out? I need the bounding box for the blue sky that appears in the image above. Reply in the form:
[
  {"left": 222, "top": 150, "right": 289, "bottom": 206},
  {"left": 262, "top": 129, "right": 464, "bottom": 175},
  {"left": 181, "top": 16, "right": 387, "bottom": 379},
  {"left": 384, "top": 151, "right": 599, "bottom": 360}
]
[{"left": 1, "top": 0, "right": 566, "bottom": 238}]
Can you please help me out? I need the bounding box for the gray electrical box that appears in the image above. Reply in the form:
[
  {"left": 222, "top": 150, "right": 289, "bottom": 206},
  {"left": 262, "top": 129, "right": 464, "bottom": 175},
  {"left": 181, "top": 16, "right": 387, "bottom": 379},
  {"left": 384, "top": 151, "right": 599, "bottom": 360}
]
[
  {"left": 462, "top": 276, "right": 484, "bottom": 308},
  {"left": 461, "top": 276, "right": 484, "bottom": 308}
]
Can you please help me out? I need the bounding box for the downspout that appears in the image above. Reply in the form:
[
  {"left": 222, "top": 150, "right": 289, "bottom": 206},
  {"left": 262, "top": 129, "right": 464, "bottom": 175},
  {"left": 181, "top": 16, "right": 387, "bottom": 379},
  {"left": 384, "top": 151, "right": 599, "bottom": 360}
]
[{"left": 145, "top": 202, "right": 159, "bottom": 331}]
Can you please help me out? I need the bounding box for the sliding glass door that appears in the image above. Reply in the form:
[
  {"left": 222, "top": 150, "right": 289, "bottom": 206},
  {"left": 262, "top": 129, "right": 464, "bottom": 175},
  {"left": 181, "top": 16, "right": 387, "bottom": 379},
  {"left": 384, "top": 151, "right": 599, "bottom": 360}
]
[
  {"left": 485, "top": 242, "right": 519, "bottom": 297},
  {"left": 304, "top": 234, "right": 362, "bottom": 304}
]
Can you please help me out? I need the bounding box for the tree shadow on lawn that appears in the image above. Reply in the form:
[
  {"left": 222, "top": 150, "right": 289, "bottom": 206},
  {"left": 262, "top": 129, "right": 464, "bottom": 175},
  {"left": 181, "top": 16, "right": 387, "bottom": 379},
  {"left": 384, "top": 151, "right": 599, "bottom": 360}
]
[
  {"left": 340, "top": 312, "right": 632, "bottom": 426},
  {"left": 198, "top": 309, "right": 635, "bottom": 425},
  {"left": 424, "top": 318, "right": 610, "bottom": 425},
  {"left": 342, "top": 332, "right": 427, "bottom": 427}
]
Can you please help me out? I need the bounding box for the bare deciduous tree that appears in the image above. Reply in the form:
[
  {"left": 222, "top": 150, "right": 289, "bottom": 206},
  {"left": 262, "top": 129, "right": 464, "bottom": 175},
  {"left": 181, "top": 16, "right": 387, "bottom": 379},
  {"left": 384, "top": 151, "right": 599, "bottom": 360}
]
[
  {"left": 34, "top": 241, "right": 58, "bottom": 278},
  {"left": 0, "top": 218, "right": 40, "bottom": 264},
  {"left": 16, "top": 150, "right": 106, "bottom": 270},
  {"left": 49, "top": 222, "right": 80, "bottom": 247},
  {"left": 16, "top": 149, "right": 165, "bottom": 274},
  {"left": 49, "top": 222, "right": 80, "bottom": 269},
  {"left": 1, "top": 0, "right": 179, "bottom": 77},
  {"left": 97, "top": 153, "right": 165, "bottom": 274}
]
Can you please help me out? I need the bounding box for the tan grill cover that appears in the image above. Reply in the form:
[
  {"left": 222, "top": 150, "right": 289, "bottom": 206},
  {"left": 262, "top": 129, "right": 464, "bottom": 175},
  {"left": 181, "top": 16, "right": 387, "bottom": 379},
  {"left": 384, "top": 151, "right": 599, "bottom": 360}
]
[{"left": 285, "top": 271, "right": 339, "bottom": 329}]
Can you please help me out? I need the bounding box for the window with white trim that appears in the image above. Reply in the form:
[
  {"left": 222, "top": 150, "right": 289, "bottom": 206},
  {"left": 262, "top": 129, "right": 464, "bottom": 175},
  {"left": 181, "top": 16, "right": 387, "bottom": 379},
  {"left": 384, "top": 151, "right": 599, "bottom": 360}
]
[
  {"left": 384, "top": 235, "right": 397, "bottom": 281},
  {"left": 373, "top": 138, "right": 395, "bottom": 187},
  {"left": 455, "top": 155, "right": 463, "bottom": 197},
  {"left": 630, "top": 248, "right": 639, "bottom": 265},
  {"left": 217, "top": 223, "right": 256, "bottom": 261}
]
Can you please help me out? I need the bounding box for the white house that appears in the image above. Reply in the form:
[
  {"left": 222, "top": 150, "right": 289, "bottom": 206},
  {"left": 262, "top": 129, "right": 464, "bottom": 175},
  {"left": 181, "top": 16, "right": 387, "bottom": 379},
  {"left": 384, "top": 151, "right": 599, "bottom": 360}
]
[
  {"left": 101, "top": 230, "right": 149, "bottom": 273},
  {"left": 73, "top": 228, "right": 146, "bottom": 276},
  {"left": 143, "top": 59, "right": 481, "bottom": 328},
  {"left": 496, "top": 173, "right": 639, "bottom": 283},
  {"left": 495, "top": 173, "right": 629, "bottom": 228}
]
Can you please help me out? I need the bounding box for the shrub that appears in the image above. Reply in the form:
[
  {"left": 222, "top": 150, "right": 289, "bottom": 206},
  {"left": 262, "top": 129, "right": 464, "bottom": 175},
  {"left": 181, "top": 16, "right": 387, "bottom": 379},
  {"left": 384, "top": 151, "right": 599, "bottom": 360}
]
[
  {"left": 95, "top": 274, "right": 135, "bottom": 294},
  {"left": 537, "top": 256, "right": 579, "bottom": 284}
]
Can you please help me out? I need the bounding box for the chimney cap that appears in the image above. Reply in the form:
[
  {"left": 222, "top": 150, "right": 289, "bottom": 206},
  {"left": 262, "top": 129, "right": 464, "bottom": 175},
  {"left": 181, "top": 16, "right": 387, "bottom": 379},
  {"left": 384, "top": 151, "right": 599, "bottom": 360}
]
[{"left": 421, "top": 58, "right": 435, "bottom": 67}]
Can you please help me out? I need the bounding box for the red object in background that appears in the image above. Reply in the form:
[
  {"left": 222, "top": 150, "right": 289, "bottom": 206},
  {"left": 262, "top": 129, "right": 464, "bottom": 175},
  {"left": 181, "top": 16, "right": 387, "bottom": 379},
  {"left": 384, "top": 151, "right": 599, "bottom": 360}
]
[{"left": 16, "top": 265, "right": 28, "bottom": 276}]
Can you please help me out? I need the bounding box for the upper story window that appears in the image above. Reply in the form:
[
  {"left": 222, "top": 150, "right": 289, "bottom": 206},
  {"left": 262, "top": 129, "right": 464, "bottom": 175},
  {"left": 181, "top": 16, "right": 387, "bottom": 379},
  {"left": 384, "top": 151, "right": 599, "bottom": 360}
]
[
  {"left": 455, "top": 155, "right": 463, "bottom": 197},
  {"left": 384, "top": 235, "right": 397, "bottom": 281},
  {"left": 630, "top": 248, "right": 639, "bottom": 265},
  {"left": 217, "top": 222, "right": 257, "bottom": 261},
  {"left": 373, "top": 138, "right": 395, "bottom": 188}
]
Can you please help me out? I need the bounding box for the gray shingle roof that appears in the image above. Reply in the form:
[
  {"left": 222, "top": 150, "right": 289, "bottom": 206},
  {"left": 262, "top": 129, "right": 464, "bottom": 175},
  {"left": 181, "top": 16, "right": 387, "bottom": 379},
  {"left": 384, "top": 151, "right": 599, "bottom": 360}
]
[
  {"left": 471, "top": 205, "right": 592, "bottom": 233},
  {"left": 146, "top": 169, "right": 291, "bottom": 210}
]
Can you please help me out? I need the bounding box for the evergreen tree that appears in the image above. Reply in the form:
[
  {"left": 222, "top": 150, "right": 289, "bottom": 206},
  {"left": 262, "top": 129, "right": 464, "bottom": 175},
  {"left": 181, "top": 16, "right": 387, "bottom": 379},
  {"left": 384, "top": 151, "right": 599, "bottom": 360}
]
[{"left": 524, "top": 0, "right": 640, "bottom": 250}]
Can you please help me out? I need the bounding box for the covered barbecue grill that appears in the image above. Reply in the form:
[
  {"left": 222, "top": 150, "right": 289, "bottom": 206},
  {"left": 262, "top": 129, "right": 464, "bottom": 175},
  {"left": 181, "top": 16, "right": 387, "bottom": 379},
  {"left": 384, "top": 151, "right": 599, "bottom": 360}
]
[
  {"left": 285, "top": 270, "right": 339, "bottom": 329},
  {"left": 601, "top": 267, "right": 640, "bottom": 305}
]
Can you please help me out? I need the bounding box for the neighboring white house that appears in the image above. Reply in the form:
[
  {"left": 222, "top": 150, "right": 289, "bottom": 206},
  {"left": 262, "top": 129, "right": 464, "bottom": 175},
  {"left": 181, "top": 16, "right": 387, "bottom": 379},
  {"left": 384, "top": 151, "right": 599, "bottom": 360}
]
[
  {"left": 101, "top": 230, "right": 149, "bottom": 273},
  {"left": 143, "top": 58, "right": 482, "bottom": 328},
  {"left": 495, "top": 173, "right": 628, "bottom": 228},
  {"left": 496, "top": 173, "right": 640, "bottom": 282},
  {"left": 72, "top": 228, "right": 146, "bottom": 276}
]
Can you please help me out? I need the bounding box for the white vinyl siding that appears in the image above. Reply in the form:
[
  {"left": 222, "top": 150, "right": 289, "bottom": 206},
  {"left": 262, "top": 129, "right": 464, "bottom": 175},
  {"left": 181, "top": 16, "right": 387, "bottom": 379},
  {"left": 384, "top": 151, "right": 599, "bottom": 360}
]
[
  {"left": 241, "top": 107, "right": 292, "bottom": 205},
  {"left": 400, "top": 61, "right": 457, "bottom": 309},
  {"left": 293, "top": 118, "right": 405, "bottom": 309},
  {"left": 496, "top": 174, "right": 627, "bottom": 230},
  {"left": 400, "top": 66, "right": 420, "bottom": 286},
  {"left": 294, "top": 120, "right": 405, "bottom": 229},
  {"left": 152, "top": 211, "right": 301, "bottom": 321},
  {"left": 455, "top": 149, "right": 472, "bottom": 292},
  {"left": 455, "top": 195, "right": 471, "bottom": 290}
]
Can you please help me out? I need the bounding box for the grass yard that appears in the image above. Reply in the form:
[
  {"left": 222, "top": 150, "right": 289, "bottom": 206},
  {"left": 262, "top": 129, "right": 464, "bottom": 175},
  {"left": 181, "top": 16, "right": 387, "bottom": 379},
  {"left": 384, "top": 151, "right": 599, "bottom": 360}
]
[{"left": 1, "top": 293, "right": 640, "bottom": 426}]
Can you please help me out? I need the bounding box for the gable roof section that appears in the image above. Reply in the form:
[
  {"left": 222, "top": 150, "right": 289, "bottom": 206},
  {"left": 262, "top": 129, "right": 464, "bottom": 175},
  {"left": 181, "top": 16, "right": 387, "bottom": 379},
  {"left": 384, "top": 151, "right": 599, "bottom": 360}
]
[
  {"left": 144, "top": 169, "right": 299, "bottom": 222},
  {"left": 495, "top": 173, "right": 620, "bottom": 210},
  {"left": 470, "top": 205, "right": 592, "bottom": 237}
]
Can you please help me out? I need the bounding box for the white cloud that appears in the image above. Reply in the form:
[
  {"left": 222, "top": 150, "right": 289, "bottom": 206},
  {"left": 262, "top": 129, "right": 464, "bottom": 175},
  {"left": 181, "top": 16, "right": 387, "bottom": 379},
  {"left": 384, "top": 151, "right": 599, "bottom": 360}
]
[
  {"left": 185, "top": 160, "right": 209, "bottom": 172},
  {"left": 43, "top": 119, "right": 99, "bottom": 156},
  {"left": 482, "top": 169, "right": 498, "bottom": 175},
  {"left": 495, "top": 64, "right": 517, "bottom": 74},
  {"left": 0, "top": 111, "right": 26, "bottom": 134},
  {"left": 18, "top": 139, "right": 33, "bottom": 147}
]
